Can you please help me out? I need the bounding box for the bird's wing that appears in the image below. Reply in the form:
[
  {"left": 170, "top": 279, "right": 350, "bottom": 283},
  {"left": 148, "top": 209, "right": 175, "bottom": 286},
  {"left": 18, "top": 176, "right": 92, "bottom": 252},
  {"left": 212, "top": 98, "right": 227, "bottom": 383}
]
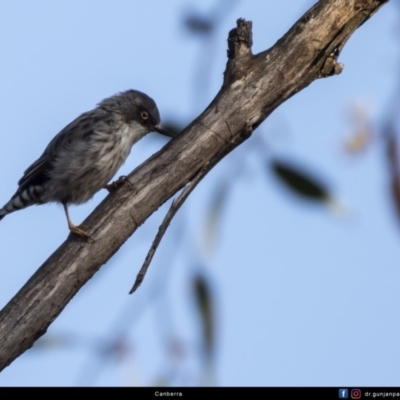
[{"left": 17, "top": 111, "right": 102, "bottom": 193}]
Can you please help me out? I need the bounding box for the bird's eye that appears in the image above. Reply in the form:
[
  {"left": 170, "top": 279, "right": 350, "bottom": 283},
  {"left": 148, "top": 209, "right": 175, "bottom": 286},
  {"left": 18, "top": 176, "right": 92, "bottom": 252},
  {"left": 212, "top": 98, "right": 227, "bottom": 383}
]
[{"left": 140, "top": 111, "right": 149, "bottom": 120}]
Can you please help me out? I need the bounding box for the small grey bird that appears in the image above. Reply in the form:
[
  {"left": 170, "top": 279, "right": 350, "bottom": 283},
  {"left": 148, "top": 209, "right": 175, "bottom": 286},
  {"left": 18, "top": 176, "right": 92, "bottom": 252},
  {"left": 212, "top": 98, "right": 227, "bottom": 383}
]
[{"left": 0, "top": 90, "right": 174, "bottom": 238}]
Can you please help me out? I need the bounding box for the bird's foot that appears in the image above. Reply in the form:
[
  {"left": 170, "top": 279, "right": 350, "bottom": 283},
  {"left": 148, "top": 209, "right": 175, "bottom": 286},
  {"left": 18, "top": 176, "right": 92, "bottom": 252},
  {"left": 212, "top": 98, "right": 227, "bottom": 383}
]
[
  {"left": 69, "top": 224, "right": 94, "bottom": 242},
  {"left": 104, "top": 175, "right": 133, "bottom": 193}
]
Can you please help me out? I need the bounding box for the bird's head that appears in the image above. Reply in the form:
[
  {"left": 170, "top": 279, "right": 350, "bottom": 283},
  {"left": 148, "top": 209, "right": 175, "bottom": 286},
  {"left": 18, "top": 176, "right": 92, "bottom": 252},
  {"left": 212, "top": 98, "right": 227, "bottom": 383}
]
[{"left": 99, "top": 90, "right": 175, "bottom": 138}]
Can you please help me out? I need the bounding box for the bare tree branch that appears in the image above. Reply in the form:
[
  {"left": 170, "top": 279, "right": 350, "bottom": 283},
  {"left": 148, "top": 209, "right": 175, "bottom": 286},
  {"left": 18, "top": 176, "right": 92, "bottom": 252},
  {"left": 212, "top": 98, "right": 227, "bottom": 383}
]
[
  {"left": 0, "top": 0, "right": 389, "bottom": 371},
  {"left": 130, "top": 160, "right": 214, "bottom": 294}
]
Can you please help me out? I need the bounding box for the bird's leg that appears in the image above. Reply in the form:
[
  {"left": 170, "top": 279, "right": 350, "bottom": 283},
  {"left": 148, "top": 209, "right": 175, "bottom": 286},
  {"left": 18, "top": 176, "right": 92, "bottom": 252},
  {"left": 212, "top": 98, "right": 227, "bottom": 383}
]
[
  {"left": 103, "top": 175, "right": 133, "bottom": 192},
  {"left": 63, "top": 203, "right": 93, "bottom": 241}
]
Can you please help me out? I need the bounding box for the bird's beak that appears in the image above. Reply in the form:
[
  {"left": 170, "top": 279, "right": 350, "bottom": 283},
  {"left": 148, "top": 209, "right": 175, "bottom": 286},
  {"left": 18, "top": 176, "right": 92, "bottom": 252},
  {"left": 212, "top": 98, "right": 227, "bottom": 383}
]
[{"left": 153, "top": 125, "right": 176, "bottom": 138}]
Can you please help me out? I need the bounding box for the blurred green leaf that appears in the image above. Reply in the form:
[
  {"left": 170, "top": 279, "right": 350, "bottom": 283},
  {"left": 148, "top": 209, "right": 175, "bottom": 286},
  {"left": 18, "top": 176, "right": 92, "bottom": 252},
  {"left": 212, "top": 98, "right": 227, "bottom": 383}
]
[
  {"left": 203, "top": 179, "right": 230, "bottom": 255},
  {"left": 183, "top": 14, "right": 214, "bottom": 36},
  {"left": 270, "top": 159, "right": 330, "bottom": 202},
  {"left": 193, "top": 274, "right": 215, "bottom": 363}
]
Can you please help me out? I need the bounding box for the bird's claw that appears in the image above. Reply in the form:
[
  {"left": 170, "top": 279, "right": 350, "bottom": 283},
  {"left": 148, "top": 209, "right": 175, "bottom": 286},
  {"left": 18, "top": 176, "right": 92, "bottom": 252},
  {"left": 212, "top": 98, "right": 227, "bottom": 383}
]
[
  {"left": 69, "top": 224, "right": 95, "bottom": 242},
  {"left": 104, "top": 175, "right": 133, "bottom": 193}
]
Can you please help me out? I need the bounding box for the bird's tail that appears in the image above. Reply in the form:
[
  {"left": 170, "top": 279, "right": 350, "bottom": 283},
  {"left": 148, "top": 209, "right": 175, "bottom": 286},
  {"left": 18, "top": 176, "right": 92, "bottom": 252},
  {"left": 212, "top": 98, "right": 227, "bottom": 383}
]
[{"left": 0, "top": 186, "right": 44, "bottom": 220}]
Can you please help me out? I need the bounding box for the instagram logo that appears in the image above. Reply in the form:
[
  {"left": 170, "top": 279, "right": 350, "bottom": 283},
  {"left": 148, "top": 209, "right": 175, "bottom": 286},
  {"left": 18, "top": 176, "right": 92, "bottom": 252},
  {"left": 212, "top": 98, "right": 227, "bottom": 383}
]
[{"left": 351, "top": 389, "right": 361, "bottom": 399}]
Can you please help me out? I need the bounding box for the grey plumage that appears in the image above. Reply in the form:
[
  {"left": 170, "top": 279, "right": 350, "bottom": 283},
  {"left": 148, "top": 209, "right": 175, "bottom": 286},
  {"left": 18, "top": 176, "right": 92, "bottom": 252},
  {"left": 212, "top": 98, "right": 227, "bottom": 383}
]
[{"left": 0, "top": 90, "right": 173, "bottom": 237}]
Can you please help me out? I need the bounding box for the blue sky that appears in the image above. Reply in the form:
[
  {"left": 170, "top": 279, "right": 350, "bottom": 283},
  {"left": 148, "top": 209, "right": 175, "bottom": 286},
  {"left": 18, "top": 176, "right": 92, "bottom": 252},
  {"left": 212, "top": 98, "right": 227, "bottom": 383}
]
[{"left": 0, "top": 0, "right": 399, "bottom": 386}]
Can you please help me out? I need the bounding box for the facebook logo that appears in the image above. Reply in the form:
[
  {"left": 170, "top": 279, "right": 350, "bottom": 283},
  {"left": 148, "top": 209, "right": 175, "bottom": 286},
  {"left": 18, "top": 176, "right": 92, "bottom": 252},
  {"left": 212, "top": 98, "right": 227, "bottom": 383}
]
[{"left": 339, "top": 389, "right": 349, "bottom": 398}]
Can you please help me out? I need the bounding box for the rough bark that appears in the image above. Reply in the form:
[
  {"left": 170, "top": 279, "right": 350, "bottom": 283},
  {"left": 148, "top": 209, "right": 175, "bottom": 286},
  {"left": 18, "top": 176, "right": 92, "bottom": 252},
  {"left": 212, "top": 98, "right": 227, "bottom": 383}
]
[{"left": 0, "top": 0, "right": 389, "bottom": 371}]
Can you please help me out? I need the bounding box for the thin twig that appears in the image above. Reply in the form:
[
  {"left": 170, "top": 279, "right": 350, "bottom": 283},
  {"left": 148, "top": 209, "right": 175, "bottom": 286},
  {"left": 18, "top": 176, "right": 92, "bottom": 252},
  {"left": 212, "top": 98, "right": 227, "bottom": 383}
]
[{"left": 129, "top": 162, "right": 212, "bottom": 294}]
